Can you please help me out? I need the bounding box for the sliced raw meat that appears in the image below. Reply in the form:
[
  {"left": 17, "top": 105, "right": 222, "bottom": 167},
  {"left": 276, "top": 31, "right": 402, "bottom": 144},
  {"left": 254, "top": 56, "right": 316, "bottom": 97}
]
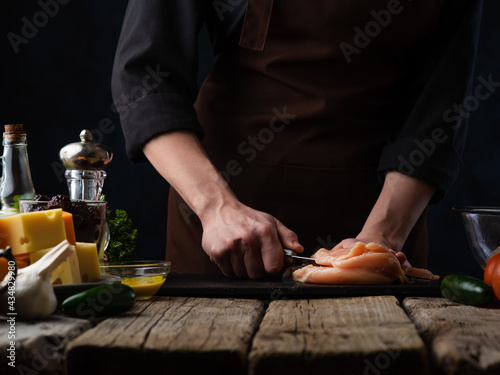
[{"left": 293, "top": 242, "right": 436, "bottom": 285}]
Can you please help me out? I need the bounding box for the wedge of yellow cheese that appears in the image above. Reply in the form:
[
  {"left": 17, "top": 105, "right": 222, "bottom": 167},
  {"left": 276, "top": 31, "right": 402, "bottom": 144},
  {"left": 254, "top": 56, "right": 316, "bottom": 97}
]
[
  {"left": 30, "top": 245, "right": 82, "bottom": 285},
  {"left": 62, "top": 211, "right": 77, "bottom": 247},
  {"left": 0, "top": 209, "right": 67, "bottom": 255},
  {"left": 75, "top": 242, "right": 101, "bottom": 282}
]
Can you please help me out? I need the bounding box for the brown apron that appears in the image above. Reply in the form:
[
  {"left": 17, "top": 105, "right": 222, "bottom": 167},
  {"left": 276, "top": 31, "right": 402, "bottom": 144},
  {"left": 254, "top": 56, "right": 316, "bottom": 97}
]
[{"left": 167, "top": 0, "right": 443, "bottom": 273}]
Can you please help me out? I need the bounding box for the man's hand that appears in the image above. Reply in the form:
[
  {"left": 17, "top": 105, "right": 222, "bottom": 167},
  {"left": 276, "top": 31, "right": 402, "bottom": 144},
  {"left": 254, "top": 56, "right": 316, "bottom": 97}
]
[{"left": 200, "top": 202, "right": 303, "bottom": 279}]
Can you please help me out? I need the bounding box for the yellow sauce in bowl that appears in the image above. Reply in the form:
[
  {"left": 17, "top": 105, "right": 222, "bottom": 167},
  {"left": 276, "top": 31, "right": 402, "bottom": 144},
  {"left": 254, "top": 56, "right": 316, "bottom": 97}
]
[{"left": 121, "top": 275, "right": 166, "bottom": 300}]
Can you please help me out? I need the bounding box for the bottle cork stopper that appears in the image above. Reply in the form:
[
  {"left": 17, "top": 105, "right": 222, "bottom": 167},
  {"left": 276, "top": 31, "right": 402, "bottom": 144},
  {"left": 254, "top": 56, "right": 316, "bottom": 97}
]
[
  {"left": 3, "top": 124, "right": 26, "bottom": 141},
  {"left": 4, "top": 124, "right": 24, "bottom": 133}
]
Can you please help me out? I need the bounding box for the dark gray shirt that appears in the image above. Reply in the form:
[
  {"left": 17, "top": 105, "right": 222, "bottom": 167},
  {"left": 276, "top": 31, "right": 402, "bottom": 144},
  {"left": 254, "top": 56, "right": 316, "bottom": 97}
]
[{"left": 111, "top": 0, "right": 483, "bottom": 201}]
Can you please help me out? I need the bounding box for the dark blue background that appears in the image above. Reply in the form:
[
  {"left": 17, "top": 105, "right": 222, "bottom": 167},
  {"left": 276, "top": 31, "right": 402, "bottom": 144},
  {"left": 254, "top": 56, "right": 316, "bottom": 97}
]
[{"left": 1, "top": 1, "right": 499, "bottom": 278}]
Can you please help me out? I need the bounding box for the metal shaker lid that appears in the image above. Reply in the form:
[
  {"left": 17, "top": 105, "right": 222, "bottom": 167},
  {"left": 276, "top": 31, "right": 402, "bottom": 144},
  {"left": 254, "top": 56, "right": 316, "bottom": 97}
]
[{"left": 59, "top": 129, "right": 113, "bottom": 170}]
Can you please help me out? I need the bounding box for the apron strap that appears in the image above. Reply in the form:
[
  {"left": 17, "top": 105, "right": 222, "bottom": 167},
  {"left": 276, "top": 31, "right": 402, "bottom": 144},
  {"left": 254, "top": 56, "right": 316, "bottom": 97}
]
[{"left": 239, "top": 0, "right": 274, "bottom": 51}]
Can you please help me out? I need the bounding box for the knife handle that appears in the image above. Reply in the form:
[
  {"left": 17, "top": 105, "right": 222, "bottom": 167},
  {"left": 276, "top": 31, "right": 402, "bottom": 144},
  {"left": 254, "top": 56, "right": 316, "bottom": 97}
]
[{"left": 283, "top": 249, "right": 296, "bottom": 266}]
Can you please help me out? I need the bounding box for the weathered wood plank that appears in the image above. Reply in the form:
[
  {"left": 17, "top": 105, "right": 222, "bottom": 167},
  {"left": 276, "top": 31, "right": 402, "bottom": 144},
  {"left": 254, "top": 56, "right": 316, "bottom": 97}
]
[
  {"left": 248, "top": 296, "right": 428, "bottom": 375},
  {"left": 65, "top": 296, "right": 265, "bottom": 375},
  {"left": 404, "top": 297, "right": 500, "bottom": 375},
  {"left": 0, "top": 315, "right": 92, "bottom": 375}
]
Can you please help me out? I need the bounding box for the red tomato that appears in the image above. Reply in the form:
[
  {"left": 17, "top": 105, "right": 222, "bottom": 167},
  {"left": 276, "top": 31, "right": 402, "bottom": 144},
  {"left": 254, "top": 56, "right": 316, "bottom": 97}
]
[{"left": 484, "top": 252, "right": 500, "bottom": 301}]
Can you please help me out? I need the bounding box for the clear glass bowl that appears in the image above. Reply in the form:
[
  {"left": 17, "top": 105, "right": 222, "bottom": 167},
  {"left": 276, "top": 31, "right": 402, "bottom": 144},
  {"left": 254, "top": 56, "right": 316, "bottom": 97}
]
[
  {"left": 453, "top": 206, "right": 500, "bottom": 269},
  {"left": 100, "top": 260, "right": 171, "bottom": 300}
]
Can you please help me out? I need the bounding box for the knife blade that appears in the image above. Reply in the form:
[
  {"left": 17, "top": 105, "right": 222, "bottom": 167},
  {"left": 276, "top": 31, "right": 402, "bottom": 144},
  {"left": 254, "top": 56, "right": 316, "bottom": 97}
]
[
  {"left": 283, "top": 249, "right": 319, "bottom": 266},
  {"left": 283, "top": 249, "right": 437, "bottom": 281}
]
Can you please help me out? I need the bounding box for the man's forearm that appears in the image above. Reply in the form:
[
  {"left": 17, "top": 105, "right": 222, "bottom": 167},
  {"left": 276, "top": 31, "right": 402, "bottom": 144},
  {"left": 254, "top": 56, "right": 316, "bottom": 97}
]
[
  {"left": 142, "top": 130, "right": 238, "bottom": 220},
  {"left": 357, "top": 171, "right": 436, "bottom": 251}
]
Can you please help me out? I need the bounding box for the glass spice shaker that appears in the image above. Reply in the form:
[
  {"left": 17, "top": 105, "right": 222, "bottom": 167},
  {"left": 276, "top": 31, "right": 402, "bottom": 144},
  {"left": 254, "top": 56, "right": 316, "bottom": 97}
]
[
  {"left": 0, "top": 124, "right": 36, "bottom": 214},
  {"left": 59, "top": 129, "right": 113, "bottom": 201}
]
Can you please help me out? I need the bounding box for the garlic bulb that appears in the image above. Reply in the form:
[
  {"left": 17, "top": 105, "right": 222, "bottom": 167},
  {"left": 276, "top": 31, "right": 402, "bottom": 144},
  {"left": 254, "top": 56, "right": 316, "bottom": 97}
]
[{"left": 0, "top": 240, "right": 73, "bottom": 320}]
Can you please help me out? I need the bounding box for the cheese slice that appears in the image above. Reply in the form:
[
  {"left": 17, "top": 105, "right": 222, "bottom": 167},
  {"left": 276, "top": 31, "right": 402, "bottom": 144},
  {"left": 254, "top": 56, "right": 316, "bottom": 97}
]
[
  {"left": 62, "top": 211, "right": 77, "bottom": 247},
  {"left": 30, "top": 246, "right": 82, "bottom": 285},
  {"left": 0, "top": 209, "right": 67, "bottom": 255},
  {"left": 75, "top": 242, "right": 101, "bottom": 282}
]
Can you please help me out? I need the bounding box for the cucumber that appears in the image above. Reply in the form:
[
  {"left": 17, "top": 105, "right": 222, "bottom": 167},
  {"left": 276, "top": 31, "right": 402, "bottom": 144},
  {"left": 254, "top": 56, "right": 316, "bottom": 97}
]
[
  {"left": 60, "top": 283, "right": 136, "bottom": 318},
  {"left": 440, "top": 274, "right": 493, "bottom": 306}
]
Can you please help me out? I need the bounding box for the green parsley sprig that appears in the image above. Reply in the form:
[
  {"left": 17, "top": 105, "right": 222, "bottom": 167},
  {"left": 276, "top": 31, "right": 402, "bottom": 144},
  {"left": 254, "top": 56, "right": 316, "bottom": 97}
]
[{"left": 101, "top": 195, "right": 138, "bottom": 262}]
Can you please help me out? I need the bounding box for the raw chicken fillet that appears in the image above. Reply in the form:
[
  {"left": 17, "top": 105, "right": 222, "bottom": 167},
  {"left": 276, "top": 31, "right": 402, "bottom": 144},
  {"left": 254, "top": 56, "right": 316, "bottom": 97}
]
[{"left": 292, "top": 242, "right": 436, "bottom": 285}]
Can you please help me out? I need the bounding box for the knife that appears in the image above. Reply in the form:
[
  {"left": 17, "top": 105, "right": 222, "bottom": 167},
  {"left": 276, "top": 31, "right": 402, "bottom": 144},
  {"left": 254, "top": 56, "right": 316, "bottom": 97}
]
[
  {"left": 283, "top": 249, "right": 319, "bottom": 266},
  {"left": 283, "top": 249, "right": 437, "bottom": 281}
]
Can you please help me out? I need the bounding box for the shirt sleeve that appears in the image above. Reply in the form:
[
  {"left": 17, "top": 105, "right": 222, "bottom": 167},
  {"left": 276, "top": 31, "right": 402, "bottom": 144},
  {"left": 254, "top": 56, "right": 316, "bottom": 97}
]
[
  {"left": 377, "top": 0, "right": 484, "bottom": 203},
  {"left": 111, "top": 0, "right": 208, "bottom": 163}
]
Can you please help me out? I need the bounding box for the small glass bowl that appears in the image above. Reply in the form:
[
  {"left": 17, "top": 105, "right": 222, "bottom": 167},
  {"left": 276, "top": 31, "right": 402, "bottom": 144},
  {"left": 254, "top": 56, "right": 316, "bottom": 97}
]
[
  {"left": 453, "top": 206, "right": 500, "bottom": 269},
  {"left": 100, "top": 260, "right": 171, "bottom": 300}
]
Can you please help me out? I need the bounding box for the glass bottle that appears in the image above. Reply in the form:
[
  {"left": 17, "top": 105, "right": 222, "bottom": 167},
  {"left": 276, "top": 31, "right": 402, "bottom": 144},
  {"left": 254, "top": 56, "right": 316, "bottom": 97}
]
[{"left": 0, "top": 124, "right": 36, "bottom": 214}]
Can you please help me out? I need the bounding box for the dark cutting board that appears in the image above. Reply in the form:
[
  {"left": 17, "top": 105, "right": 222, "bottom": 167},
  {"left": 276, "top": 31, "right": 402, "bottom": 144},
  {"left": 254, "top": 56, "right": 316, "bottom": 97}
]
[{"left": 158, "top": 273, "right": 442, "bottom": 302}]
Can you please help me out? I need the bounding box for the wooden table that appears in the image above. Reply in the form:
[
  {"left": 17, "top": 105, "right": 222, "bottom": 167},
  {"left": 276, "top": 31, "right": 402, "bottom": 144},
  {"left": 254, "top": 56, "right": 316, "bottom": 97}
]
[{"left": 1, "top": 294, "right": 500, "bottom": 374}]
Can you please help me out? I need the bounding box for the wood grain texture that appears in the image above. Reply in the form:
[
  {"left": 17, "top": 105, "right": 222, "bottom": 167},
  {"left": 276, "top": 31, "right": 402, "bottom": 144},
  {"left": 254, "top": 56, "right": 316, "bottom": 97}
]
[
  {"left": 65, "top": 296, "right": 264, "bottom": 375},
  {"left": 404, "top": 297, "right": 500, "bottom": 375},
  {"left": 0, "top": 315, "right": 91, "bottom": 375},
  {"left": 248, "top": 296, "right": 428, "bottom": 375}
]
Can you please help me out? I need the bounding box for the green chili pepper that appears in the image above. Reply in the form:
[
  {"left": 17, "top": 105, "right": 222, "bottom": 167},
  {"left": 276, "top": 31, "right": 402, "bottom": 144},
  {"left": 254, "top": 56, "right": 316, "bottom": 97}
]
[
  {"left": 60, "top": 283, "right": 136, "bottom": 318},
  {"left": 440, "top": 274, "right": 493, "bottom": 306}
]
